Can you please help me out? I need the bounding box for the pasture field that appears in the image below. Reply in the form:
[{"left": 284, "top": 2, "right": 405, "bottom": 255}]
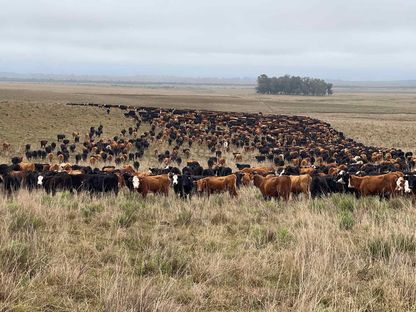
[
  {"left": 2, "top": 82, "right": 416, "bottom": 152},
  {"left": 1, "top": 82, "right": 416, "bottom": 311}
]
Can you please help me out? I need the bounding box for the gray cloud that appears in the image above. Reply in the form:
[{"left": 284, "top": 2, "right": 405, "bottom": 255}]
[{"left": 1, "top": 0, "right": 415, "bottom": 79}]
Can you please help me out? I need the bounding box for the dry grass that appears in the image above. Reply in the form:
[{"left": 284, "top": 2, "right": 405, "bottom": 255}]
[
  {"left": 2, "top": 83, "right": 416, "bottom": 311},
  {"left": 2, "top": 189, "right": 416, "bottom": 311},
  {"left": 2, "top": 82, "right": 416, "bottom": 152}
]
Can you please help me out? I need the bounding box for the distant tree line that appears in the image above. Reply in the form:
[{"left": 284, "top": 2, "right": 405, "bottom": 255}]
[{"left": 256, "top": 74, "right": 333, "bottom": 96}]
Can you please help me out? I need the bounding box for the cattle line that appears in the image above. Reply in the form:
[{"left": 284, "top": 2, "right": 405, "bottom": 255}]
[{"left": 0, "top": 101, "right": 414, "bottom": 199}]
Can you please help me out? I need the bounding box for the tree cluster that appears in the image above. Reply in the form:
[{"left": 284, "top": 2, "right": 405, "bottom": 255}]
[{"left": 256, "top": 74, "right": 333, "bottom": 96}]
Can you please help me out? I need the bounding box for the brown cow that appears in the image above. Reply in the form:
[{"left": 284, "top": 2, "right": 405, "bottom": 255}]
[
  {"left": 300, "top": 167, "right": 315, "bottom": 175},
  {"left": 239, "top": 172, "right": 252, "bottom": 186},
  {"left": 2, "top": 142, "right": 10, "bottom": 151},
  {"left": 195, "top": 174, "right": 237, "bottom": 197},
  {"left": 347, "top": 172, "right": 404, "bottom": 198},
  {"left": 233, "top": 152, "right": 243, "bottom": 162},
  {"left": 241, "top": 167, "right": 274, "bottom": 176},
  {"left": 288, "top": 175, "right": 312, "bottom": 198},
  {"left": 89, "top": 156, "right": 97, "bottom": 166},
  {"left": 47, "top": 153, "right": 54, "bottom": 163},
  {"left": 253, "top": 174, "right": 291, "bottom": 201},
  {"left": 18, "top": 162, "right": 35, "bottom": 172},
  {"left": 132, "top": 174, "right": 170, "bottom": 197}
]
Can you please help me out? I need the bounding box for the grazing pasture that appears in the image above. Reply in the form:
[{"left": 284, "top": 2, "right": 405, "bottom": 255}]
[{"left": 2, "top": 83, "right": 416, "bottom": 311}]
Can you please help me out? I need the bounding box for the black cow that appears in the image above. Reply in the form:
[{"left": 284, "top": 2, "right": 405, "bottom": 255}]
[
  {"left": 81, "top": 173, "right": 119, "bottom": 195},
  {"left": 0, "top": 164, "right": 10, "bottom": 175},
  {"left": 40, "top": 140, "right": 48, "bottom": 148},
  {"left": 171, "top": 173, "right": 197, "bottom": 199},
  {"left": 215, "top": 166, "right": 233, "bottom": 176},
  {"left": 279, "top": 166, "right": 300, "bottom": 176},
  {"left": 202, "top": 169, "right": 216, "bottom": 176},
  {"left": 236, "top": 163, "right": 250, "bottom": 170},
  {"left": 1, "top": 174, "right": 21, "bottom": 195},
  {"left": 24, "top": 171, "right": 39, "bottom": 192},
  {"left": 182, "top": 164, "right": 203, "bottom": 176},
  {"left": 133, "top": 161, "right": 140, "bottom": 171},
  {"left": 38, "top": 172, "right": 74, "bottom": 195},
  {"left": 149, "top": 166, "right": 181, "bottom": 175},
  {"left": 310, "top": 175, "right": 345, "bottom": 198},
  {"left": 57, "top": 134, "right": 65, "bottom": 142}
]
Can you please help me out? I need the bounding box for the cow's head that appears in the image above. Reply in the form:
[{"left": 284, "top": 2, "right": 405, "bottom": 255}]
[
  {"left": 194, "top": 179, "right": 207, "bottom": 193},
  {"left": 396, "top": 176, "right": 406, "bottom": 192},
  {"left": 335, "top": 170, "right": 349, "bottom": 185},
  {"left": 172, "top": 174, "right": 180, "bottom": 186},
  {"left": 403, "top": 175, "right": 416, "bottom": 193},
  {"left": 37, "top": 175, "right": 44, "bottom": 186},
  {"left": 132, "top": 176, "right": 140, "bottom": 189}
]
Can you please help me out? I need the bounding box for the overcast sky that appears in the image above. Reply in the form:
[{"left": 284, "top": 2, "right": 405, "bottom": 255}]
[{"left": 1, "top": 0, "right": 415, "bottom": 80}]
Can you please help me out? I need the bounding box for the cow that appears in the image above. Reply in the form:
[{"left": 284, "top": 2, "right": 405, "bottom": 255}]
[
  {"left": 241, "top": 167, "right": 274, "bottom": 176},
  {"left": 18, "top": 162, "right": 35, "bottom": 172},
  {"left": 80, "top": 173, "right": 119, "bottom": 195},
  {"left": 0, "top": 174, "right": 21, "bottom": 195},
  {"left": 255, "top": 155, "right": 266, "bottom": 162},
  {"left": 253, "top": 174, "right": 291, "bottom": 201},
  {"left": 288, "top": 175, "right": 312, "bottom": 198},
  {"left": 310, "top": 175, "right": 345, "bottom": 198},
  {"left": 132, "top": 174, "right": 170, "bottom": 197},
  {"left": 38, "top": 172, "right": 74, "bottom": 195},
  {"left": 215, "top": 166, "right": 233, "bottom": 177},
  {"left": 170, "top": 173, "right": 196, "bottom": 199},
  {"left": 57, "top": 134, "right": 66, "bottom": 142},
  {"left": 149, "top": 166, "right": 181, "bottom": 175},
  {"left": 133, "top": 161, "right": 140, "bottom": 171},
  {"left": 339, "top": 171, "right": 404, "bottom": 198},
  {"left": 236, "top": 163, "right": 250, "bottom": 170},
  {"left": 2, "top": 142, "right": 10, "bottom": 151},
  {"left": 194, "top": 174, "right": 238, "bottom": 197},
  {"left": 233, "top": 153, "right": 243, "bottom": 162},
  {"left": 235, "top": 172, "right": 251, "bottom": 187}
]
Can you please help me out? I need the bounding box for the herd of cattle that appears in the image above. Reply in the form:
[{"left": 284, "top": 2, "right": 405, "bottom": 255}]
[{"left": 1, "top": 103, "right": 416, "bottom": 202}]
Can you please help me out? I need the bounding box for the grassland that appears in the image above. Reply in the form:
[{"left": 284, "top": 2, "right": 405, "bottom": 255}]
[
  {"left": 1, "top": 82, "right": 416, "bottom": 152},
  {"left": 1, "top": 82, "right": 416, "bottom": 311}
]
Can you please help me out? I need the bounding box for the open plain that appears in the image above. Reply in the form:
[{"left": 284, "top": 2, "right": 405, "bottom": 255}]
[{"left": 1, "top": 82, "right": 416, "bottom": 311}]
